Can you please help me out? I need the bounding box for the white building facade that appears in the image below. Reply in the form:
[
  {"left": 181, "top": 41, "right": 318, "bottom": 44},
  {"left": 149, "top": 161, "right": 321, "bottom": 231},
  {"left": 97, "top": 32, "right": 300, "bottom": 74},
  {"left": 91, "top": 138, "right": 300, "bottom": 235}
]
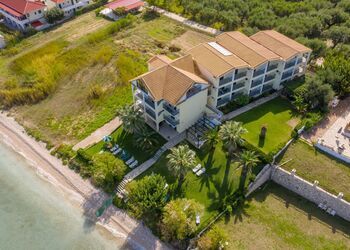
[{"left": 131, "top": 30, "right": 311, "bottom": 134}]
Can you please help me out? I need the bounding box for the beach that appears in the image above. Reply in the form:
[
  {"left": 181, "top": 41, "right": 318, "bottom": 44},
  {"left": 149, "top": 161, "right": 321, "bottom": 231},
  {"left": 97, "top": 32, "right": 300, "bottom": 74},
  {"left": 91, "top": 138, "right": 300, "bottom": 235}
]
[{"left": 0, "top": 112, "right": 169, "bottom": 250}]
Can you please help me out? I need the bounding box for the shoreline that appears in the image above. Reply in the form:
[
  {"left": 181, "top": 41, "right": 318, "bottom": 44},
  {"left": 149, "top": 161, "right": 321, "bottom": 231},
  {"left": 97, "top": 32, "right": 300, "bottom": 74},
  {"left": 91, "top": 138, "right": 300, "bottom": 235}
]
[{"left": 0, "top": 112, "right": 169, "bottom": 250}]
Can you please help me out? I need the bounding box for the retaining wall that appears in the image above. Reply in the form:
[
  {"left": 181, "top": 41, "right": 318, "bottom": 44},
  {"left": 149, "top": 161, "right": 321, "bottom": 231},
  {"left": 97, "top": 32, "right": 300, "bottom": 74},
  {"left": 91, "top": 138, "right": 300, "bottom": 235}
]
[{"left": 271, "top": 166, "right": 350, "bottom": 222}]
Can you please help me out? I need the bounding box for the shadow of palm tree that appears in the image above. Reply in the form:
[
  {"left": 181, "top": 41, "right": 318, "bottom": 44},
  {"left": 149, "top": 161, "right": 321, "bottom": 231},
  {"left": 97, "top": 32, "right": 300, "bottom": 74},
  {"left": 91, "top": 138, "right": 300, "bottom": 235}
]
[{"left": 232, "top": 198, "right": 251, "bottom": 224}]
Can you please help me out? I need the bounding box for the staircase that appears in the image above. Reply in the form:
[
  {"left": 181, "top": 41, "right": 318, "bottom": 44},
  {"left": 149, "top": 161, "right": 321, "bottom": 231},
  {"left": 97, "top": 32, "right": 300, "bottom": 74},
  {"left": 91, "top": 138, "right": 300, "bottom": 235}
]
[{"left": 116, "top": 132, "right": 186, "bottom": 197}]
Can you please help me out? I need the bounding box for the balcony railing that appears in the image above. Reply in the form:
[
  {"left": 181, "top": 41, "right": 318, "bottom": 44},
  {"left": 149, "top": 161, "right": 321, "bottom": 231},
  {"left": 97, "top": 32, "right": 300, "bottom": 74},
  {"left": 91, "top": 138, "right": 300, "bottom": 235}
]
[
  {"left": 232, "top": 82, "right": 245, "bottom": 91},
  {"left": 163, "top": 102, "right": 179, "bottom": 116},
  {"left": 217, "top": 98, "right": 230, "bottom": 107},
  {"left": 234, "top": 71, "right": 247, "bottom": 80},
  {"left": 164, "top": 115, "right": 179, "bottom": 127},
  {"left": 266, "top": 64, "right": 278, "bottom": 72},
  {"left": 262, "top": 84, "right": 273, "bottom": 92},
  {"left": 218, "top": 86, "right": 231, "bottom": 97},
  {"left": 144, "top": 95, "right": 155, "bottom": 109},
  {"left": 264, "top": 74, "right": 275, "bottom": 83},
  {"left": 284, "top": 60, "right": 296, "bottom": 69},
  {"left": 135, "top": 91, "right": 143, "bottom": 100},
  {"left": 281, "top": 70, "right": 293, "bottom": 80},
  {"left": 251, "top": 77, "right": 263, "bottom": 88},
  {"left": 219, "top": 77, "right": 233, "bottom": 86},
  {"left": 249, "top": 87, "right": 262, "bottom": 97},
  {"left": 253, "top": 68, "right": 265, "bottom": 78},
  {"left": 145, "top": 107, "right": 156, "bottom": 120}
]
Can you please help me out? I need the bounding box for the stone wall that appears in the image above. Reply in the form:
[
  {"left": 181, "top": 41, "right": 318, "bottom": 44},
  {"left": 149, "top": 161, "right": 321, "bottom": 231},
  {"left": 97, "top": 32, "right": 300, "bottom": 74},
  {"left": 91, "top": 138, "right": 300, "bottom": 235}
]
[
  {"left": 315, "top": 143, "right": 350, "bottom": 164},
  {"left": 271, "top": 166, "right": 350, "bottom": 222},
  {"left": 246, "top": 164, "right": 272, "bottom": 196}
]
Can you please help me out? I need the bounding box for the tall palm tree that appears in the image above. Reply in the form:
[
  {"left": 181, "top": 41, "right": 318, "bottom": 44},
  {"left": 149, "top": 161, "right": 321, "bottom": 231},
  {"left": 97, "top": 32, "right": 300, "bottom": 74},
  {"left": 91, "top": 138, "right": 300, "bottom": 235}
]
[
  {"left": 134, "top": 128, "right": 158, "bottom": 151},
  {"left": 204, "top": 128, "right": 219, "bottom": 149},
  {"left": 116, "top": 105, "right": 145, "bottom": 134},
  {"left": 237, "top": 150, "right": 260, "bottom": 192},
  {"left": 167, "top": 145, "right": 196, "bottom": 185},
  {"left": 218, "top": 121, "right": 247, "bottom": 157}
]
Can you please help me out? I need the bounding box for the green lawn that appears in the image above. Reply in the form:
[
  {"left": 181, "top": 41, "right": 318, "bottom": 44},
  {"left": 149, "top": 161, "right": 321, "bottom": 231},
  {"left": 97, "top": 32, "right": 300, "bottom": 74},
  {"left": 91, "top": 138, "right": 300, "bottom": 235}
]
[
  {"left": 137, "top": 142, "right": 263, "bottom": 227},
  {"left": 277, "top": 139, "right": 350, "bottom": 201},
  {"left": 85, "top": 125, "right": 166, "bottom": 164},
  {"left": 234, "top": 97, "right": 299, "bottom": 154},
  {"left": 216, "top": 183, "right": 350, "bottom": 249}
]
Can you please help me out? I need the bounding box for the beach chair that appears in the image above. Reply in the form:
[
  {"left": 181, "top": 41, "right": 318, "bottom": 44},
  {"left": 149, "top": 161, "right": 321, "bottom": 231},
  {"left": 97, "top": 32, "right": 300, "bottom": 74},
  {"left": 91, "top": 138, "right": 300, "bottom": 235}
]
[
  {"left": 326, "top": 208, "right": 332, "bottom": 214},
  {"left": 125, "top": 157, "right": 135, "bottom": 165},
  {"left": 318, "top": 203, "right": 323, "bottom": 209},
  {"left": 331, "top": 210, "right": 336, "bottom": 216},
  {"left": 196, "top": 215, "right": 200, "bottom": 225},
  {"left": 192, "top": 164, "right": 202, "bottom": 173},
  {"left": 113, "top": 148, "right": 122, "bottom": 155},
  {"left": 196, "top": 168, "right": 206, "bottom": 176},
  {"left": 129, "top": 160, "right": 139, "bottom": 169},
  {"left": 110, "top": 144, "right": 119, "bottom": 152},
  {"left": 127, "top": 159, "right": 136, "bottom": 167}
]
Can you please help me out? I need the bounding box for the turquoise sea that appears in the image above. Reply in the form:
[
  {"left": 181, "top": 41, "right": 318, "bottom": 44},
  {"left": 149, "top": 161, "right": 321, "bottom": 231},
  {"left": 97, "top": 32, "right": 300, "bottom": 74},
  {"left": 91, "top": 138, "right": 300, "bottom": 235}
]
[{"left": 0, "top": 142, "right": 120, "bottom": 250}]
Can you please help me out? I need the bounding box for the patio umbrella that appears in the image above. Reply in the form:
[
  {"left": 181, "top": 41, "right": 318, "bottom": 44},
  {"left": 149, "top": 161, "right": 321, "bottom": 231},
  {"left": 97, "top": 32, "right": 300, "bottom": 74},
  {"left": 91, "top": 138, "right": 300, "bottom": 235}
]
[{"left": 103, "top": 135, "right": 112, "bottom": 143}]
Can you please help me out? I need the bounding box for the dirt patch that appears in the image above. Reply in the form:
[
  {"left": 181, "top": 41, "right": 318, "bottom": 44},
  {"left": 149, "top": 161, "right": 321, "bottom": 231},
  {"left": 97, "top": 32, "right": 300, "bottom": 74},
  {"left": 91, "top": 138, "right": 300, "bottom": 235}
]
[
  {"left": 171, "top": 30, "right": 213, "bottom": 51},
  {"left": 287, "top": 118, "right": 299, "bottom": 128}
]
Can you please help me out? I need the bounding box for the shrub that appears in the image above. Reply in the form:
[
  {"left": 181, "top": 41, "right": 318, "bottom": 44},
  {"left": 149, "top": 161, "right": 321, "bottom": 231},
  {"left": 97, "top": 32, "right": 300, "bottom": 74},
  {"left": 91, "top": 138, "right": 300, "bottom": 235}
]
[
  {"left": 197, "top": 226, "right": 228, "bottom": 250},
  {"left": 76, "top": 0, "right": 108, "bottom": 16},
  {"left": 53, "top": 144, "right": 75, "bottom": 160},
  {"left": 44, "top": 7, "right": 64, "bottom": 24},
  {"left": 88, "top": 84, "right": 104, "bottom": 100},
  {"left": 169, "top": 45, "right": 181, "bottom": 52},
  {"left": 113, "top": 195, "right": 126, "bottom": 209},
  {"left": 235, "top": 94, "right": 250, "bottom": 106},
  {"left": 115, "top": 49, "right": 147, "bottom": 84}
]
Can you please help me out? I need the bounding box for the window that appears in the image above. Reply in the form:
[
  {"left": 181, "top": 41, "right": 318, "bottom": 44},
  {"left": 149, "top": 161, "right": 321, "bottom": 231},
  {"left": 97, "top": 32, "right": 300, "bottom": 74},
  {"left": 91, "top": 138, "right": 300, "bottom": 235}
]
[{"left": 38, "top": 10, "right": 41, "bottom": 14}]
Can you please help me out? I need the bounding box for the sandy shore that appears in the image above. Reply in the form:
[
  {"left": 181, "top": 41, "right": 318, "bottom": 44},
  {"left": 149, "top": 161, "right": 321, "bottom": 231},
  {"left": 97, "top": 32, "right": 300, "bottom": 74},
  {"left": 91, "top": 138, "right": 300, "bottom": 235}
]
[{"left": 0, "top": 112, "right": 169, "bottom": 250}]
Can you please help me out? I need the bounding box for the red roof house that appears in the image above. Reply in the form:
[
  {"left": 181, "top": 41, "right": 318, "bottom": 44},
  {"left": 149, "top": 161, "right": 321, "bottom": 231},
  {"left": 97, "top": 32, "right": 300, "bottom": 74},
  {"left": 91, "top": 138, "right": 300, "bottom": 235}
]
[
  {"left": 106, "top": 0, "right": 144, "bottom": 12},
  {"left": 0, "top": 0, "right": 46, "bottom": 17}
]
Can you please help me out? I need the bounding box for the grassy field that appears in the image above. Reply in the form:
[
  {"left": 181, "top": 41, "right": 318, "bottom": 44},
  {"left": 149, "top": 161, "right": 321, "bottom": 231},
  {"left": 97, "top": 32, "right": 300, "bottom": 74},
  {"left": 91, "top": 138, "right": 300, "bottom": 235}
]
[
  {"left": 137, "top": 142, "right": 264, "bottom": 227},
  {"left": 234, "top": 97, "right": 299, "bottom": 154},
  {"left": 0, "top": 12, "right": 212, "bottom": 146},
  {"left": 277, "top": 139, "right": 350, "bottom": 201},
  {"left": 216, "top": 183, "right": 350, "bottom": 249}
]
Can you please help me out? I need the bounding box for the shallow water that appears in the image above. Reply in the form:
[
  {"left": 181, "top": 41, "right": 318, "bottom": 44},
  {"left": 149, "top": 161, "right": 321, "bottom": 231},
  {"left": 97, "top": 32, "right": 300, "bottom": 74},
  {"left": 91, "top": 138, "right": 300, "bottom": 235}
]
[{"left": 0, "top": 142, "right": 120, "bottom": 250}]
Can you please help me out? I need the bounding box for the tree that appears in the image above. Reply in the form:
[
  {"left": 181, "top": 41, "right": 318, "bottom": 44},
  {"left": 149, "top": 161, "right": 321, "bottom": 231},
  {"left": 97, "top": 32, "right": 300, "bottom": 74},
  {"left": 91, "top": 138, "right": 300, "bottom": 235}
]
[
  {"left": 44, "top": 7, "right": 64, "bottom": 24},
  {"left": 219, "top": 121, "right": 247, "bottom": 157},
  {"left": 91, "top": 152, "right": 126, "bottom": 192},
  {"left": 197, "top": 226, "right": 229, "bottom": 250},
  {"left": 295, "top": 37, "right": 327, "bottom": 60},
  {"left": 116, "top": 105, "right": 145, "bottom": 134},
  {"left": 323, "top": 25, "right": 350, "bottom": 48},
  {"left": 167, "top": 145, "right": 196, "bottom": 185},
  {"left": 134, "top": 128, "right": 159, "bottom": 151},
  {"left": 302, "top": 77, "right": 334, "bottom": 111},
  {"left": 204, "top": 128, "right": 219, "bottom": 149},
  {"left": 161, "top": 198, "right": 203, "bottom": 241},
  {"left": 127, "top": 174, "right": 168, "bottom": 218},
  {"left": 292, "top": 93, "right": 308, "bottom": 114},
  {"left": 237, "top": 150, "right": 260, "bottom": 192}
]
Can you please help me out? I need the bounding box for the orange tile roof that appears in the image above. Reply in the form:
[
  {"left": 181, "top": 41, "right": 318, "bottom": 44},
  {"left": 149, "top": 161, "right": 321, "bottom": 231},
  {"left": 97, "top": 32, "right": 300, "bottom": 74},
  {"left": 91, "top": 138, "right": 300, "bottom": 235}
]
[{"left": 250, "top": 30, "right": 311, "bottom": 60}]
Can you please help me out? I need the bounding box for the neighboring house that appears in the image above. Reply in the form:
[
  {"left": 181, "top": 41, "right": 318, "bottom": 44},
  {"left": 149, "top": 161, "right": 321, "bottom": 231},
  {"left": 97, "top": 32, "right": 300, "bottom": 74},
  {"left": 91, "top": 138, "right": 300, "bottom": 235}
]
[
  {"left": 44, "top": 0, "right": 90, "bottom": 17},
  {"left": 131, "top": 30, "right": 311, "bottom": 135},
  {"left": 105, "top": 0, "right": 144, "bottom": 13},
  {"left": 0, "top": 0, "right": 47, "bottom": 31}
]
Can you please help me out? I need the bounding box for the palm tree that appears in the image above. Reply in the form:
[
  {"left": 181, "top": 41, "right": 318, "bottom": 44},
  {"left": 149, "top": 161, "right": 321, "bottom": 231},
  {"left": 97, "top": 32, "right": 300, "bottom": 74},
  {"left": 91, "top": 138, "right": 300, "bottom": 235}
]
[
  {"left": 167, "top": 145, "right": 196, "bottom": 185},
  {"left": 204, "top": 128, "right": 219, "bottom": 149},
  {"left": 237, "top": 150, "right": 260, "bottom": 192},
  {"left": 218, "top": 121, "right": 247, "bottom": 157},
  {"left": 116, "top": 105, "right": 145, "bottom": 134},
  {"left": 134, "top": 128, "right": 158, "bottom": 151}
]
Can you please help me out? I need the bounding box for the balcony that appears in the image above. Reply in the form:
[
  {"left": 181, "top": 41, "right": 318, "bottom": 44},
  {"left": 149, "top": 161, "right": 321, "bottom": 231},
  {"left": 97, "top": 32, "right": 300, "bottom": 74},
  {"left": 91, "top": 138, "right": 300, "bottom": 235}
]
[
  {"left": 284, "top": 60, "right": 296, "bottom": 70},
  {"left": 262, "top": 84, "right": 273, "bottom": 92},
  {"left": 217, "top": 97, "right": 230, "bottom": 107},
  {"left": 253, "top": 68, "right": 265, "bottom": 78},
  {"left": 135, "top": 91, "right": 143, "bottom": 100},
  {"left": 218, "top": 86, "right": 231, "bottom": 97},
  {"left": 164, "top": 115, "right": 179, "bottom": 127},
  {"left": 266, "top": 63, "right": 278, "bottom": 72},
  {"left": 163, "top": 102, "right": 179, "bottom": 116},
  {"left": 251, "top": 77, "right": 263, "bottom": 88},
  {"left": 281, "top": 70, "right": 293, "bottom": 80},
  {"left": 249, "top": 87, "right": 262, "bottom": 97},
  {"left": 264, "top": 74, "right": 275, "bottom": 83},
  {"left": 234, "top": 71, "right": 247, "bottom": 80},
  {"left": 232, "top": 81, "right": 245, "bottom": 91},
  {"left": 219, "top": 76, "right": 233, "bottom": 86},
  {"left": 144, "top": 95, "right": 155, "bottom": 109},
  {"left": 145, "top": 107, "right": 156, "bottom": 120}
]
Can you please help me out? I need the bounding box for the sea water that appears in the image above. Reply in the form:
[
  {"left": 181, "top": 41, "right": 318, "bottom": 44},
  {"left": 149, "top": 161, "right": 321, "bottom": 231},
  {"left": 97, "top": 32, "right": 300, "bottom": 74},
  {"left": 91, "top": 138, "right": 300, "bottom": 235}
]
[{"left": 0, "top": 142, "right": 121, "bottom": 250}]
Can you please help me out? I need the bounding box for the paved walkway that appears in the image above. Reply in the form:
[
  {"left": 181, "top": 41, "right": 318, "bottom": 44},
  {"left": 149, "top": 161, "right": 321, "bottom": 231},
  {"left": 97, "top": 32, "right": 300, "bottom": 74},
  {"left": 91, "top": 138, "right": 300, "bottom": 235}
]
[
  {"left": 116, "top": 132, "right": 186, "bottom": 196},
  {"left": 222, "top": 91, "right": 281, "bottom": 122},
  {"left": 153, "top": 7, "right": 220, "bottom": 36},
  {"left": 73, "top": 117, "right": 122, "bottom": 150}
]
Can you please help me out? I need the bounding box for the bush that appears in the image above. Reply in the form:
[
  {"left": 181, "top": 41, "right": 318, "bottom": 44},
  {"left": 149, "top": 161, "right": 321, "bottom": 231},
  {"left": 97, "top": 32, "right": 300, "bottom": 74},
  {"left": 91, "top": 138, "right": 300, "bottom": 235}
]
[
  {"left": 88, "top": 84, "right": 104, "bottom": 100},
  {"left": 302, "top": 112, "right": 323, "bottom": 131},
  {"left": 76, "top": 0, "right": 108, "bottom": 16},
  {"left": 53, "top": 144, "right": 75, "bottom": 160},
  {"left": 113, "top": 195, "right": 126, "bottom": 209},
  {"left": 44, "top": 7, "right": 64, "bottom": 24}
]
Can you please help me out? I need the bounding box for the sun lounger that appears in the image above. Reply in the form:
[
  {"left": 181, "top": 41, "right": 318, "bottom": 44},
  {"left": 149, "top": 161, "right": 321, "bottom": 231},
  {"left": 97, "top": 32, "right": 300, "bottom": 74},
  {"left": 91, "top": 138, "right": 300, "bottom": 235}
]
[
  {"left": 192, "top": 164, "right": 202, "bottom": 173},
  {"left": 331, "top": 210, "right": 336, "bottom": 216},
  {"left": 318, "top": 203, "right": 323, "bottom": 209},
  {"left": 126, "top": 157, "right": 135, "bottom": 165},
  {"left": 196, "top": 168, "right": 206, "bottom": 176},
  {"left": 129, "top": 160, "right": 138, "bottom": 169},
  {"left": 113, "top": 148, "right": 122, "bottom": 155},
  {"left": 110, "top": 145, "right": 119, "bottom": 152},
  {"left": 196, "top": 215, "right": 200, "bottom": 225},
  {"left": 326, "top": 208, "right": 332, "bottom": 214}
]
